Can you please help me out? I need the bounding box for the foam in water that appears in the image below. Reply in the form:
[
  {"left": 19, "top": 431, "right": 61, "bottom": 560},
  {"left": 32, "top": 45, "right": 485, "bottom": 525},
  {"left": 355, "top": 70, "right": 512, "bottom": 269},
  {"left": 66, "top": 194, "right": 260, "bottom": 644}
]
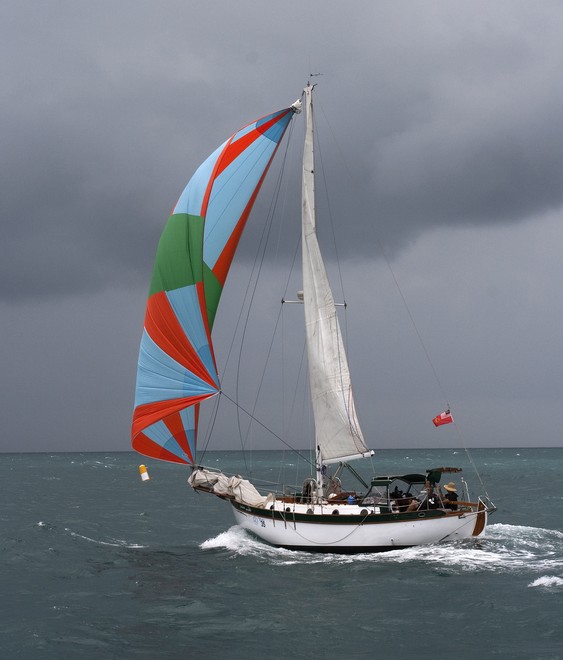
[
  {"left": 201, "top": 526, "right": 299, "bottom": 561},
  {"left": 528, "top": 576, "right": 563, "bottom": 588},
  {"left": 64, "top": 527, "right": 146, "bottom": 549}
]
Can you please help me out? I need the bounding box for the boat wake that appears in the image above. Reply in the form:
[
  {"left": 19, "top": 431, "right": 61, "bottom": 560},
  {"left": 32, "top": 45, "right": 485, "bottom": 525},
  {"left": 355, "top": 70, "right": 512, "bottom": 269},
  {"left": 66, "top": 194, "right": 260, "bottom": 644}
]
[
  {"left": 201, "top": 526, "right": 301, "bottom": 562},
  {"left": 201, "top": 523, "right": 563, "bottom": 574},
  {"left": 63, "top": 526, "right": 146, "bottom": 549}
]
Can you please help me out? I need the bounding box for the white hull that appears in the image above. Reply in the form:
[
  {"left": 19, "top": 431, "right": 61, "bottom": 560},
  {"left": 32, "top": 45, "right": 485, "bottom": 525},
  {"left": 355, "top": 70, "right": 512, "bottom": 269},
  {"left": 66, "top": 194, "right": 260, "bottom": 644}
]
[{"left": 231, "top": 499, "right": 488, "bottom": 552}]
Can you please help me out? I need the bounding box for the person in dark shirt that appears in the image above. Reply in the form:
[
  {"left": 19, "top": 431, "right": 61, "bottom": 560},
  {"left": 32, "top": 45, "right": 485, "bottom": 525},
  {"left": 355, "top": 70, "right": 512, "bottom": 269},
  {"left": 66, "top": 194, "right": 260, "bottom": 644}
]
[{"left": 442, "top": 482, "right": 459, "bottom": 510}]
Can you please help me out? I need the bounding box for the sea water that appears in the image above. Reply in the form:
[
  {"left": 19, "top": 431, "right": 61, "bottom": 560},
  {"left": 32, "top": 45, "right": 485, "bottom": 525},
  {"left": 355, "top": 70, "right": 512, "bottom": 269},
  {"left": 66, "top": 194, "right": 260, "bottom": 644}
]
[{"left": 1, "top": 449, "right": 562, "bottom": 659}]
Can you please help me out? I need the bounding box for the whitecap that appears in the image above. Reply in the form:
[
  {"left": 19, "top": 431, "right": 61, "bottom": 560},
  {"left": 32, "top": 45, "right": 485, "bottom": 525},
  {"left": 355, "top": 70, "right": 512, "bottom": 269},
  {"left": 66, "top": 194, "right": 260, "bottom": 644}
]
[
  {"left": 528, "top": 575, "right": 563, "bottom": 588},
  {"left": 35, "top": 521, "right": 56, "bottom": 531}
]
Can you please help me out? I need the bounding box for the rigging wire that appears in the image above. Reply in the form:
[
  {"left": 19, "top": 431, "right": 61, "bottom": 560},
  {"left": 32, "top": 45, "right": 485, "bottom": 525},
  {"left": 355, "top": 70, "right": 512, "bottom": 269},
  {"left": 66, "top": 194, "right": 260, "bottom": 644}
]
[
  {"left": 220, "top": 391, "right": 315, "bottom": 469},
  {"left": 314, "top": 102, "right": 347, "bottom": 306},
  {"left": 198, "top": 117, "right": 298, "bottom": 477},
  {"left": 219, "top": 117, "right": 298, "bottom": 377},
  {"left": 197, "top": 392, "right": 223, "bottom": 467},
  {"left": 231, "top": 124, "right": 296, "bottom": 463},
  {"left": 373, "top": 225, "right": 492, "bottom": 488},
  {"left": 211, "top": 114, "right": 311, "bottom": 474},
  {"left": 315, "top": 92, "right": 488, "bottom": 489}
]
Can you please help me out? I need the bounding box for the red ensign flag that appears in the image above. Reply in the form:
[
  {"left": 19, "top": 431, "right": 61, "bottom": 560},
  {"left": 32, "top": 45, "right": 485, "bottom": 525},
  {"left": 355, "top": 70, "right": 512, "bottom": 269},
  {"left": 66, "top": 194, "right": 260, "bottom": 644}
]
[{"left": 433, "top": 409, "right": 454, "bottom": 427}]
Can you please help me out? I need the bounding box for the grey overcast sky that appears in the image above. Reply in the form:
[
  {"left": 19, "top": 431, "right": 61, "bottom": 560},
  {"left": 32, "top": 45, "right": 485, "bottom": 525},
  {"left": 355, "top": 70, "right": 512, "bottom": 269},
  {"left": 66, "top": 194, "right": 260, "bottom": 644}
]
[{"left": 2, "top": 0, "right": 563, "bottom": 452}]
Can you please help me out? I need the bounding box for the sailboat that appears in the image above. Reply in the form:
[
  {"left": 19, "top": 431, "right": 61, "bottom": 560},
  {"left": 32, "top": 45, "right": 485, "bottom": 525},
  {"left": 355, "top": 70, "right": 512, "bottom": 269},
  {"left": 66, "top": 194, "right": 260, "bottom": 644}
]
[{"left": 132, "top": 83, "right": 495, "bottom": 552}]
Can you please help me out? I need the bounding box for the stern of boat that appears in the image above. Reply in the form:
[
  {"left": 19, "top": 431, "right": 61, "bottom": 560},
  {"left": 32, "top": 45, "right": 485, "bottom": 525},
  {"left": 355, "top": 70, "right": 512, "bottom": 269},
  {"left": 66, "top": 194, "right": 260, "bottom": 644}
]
[{"left": 472, "top": 497, "right": 495, "bottom": 537}]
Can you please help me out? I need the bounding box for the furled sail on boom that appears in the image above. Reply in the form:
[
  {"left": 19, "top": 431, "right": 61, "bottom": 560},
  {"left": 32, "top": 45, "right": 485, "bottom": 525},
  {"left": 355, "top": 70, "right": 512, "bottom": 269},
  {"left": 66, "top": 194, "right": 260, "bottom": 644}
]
[{"left": 132, "top": 104, "right": 299, "bottom": 464}]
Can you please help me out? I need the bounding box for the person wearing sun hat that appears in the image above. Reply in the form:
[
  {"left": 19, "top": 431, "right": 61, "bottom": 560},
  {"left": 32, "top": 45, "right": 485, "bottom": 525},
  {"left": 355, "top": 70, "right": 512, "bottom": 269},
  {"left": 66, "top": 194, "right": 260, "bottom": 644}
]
[{"left": 442, "top": 482, "right": 459, "bottom": 511}]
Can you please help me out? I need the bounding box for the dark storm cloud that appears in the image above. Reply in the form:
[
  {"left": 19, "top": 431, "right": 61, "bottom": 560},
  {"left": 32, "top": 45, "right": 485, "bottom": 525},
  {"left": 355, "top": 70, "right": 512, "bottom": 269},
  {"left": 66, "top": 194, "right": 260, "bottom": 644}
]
[
  {"left": 3, "top": 1, "right": 563, "bottom": 301},
  {"left": 371, "top": 71, "right": 563, "bottom": 235},
  {"left": 328, "top": 2, "right": 563, "bottom": 252},
  {"left": 0, "top": 1, "right": 242, "bottom": 301}
]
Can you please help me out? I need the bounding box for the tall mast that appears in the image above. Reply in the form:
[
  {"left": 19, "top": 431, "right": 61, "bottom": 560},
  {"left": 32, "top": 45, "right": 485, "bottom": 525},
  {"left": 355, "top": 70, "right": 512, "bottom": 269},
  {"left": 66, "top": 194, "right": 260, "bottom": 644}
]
[{"left": 301, "top": 83, "right": 324, "bottom": 498}]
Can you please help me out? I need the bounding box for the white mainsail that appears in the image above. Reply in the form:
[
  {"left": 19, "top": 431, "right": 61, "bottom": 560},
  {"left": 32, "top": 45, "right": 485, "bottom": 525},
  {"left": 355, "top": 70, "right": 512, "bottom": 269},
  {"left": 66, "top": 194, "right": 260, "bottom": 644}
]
[{"left": 301, "top": 84, "right": 371, "bottom": 466}]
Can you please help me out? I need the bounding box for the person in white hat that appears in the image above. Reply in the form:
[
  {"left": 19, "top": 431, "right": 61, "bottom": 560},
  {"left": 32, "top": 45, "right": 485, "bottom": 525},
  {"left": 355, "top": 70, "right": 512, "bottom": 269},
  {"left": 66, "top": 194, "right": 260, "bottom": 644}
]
[{"left": 442, "top": 482, "right": 458, "bottom": 511}]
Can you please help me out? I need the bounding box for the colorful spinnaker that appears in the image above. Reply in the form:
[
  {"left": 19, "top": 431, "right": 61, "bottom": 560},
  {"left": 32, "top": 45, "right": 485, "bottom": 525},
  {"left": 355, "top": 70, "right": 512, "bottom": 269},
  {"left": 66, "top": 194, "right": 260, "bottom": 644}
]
[{"left": 132, "top": 105, "right": 298, "bottom": 464}]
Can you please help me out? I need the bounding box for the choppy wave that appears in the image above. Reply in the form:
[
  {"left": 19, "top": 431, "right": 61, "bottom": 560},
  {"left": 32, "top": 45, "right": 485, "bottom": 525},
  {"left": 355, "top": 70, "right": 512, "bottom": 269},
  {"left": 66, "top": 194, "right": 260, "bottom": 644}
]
[
  {"left": 68, "top": 459, "right": 116, "bottom": 469},
  {"left": 528, "top": 575, "right": 563, "bottom": 588},
  {"left": 201, "top": 522, "right": 563, "bottom": 572}
]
